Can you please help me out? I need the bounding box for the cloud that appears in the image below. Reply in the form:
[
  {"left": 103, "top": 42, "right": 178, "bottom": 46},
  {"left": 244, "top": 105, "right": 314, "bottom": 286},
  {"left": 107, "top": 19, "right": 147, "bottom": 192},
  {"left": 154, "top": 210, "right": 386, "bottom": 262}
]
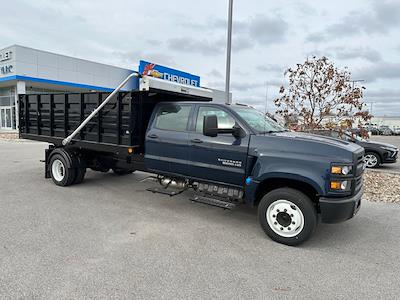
[
  {"left": 256, "top": 64, "right": 286, "bottom": 74},
  {"left": 247, "top": 15, "right": 289, "bottom": 45},
  {"left": 329, "top": 47, "right": 382, "bottom": 62},
  {"left": 306, "top": 0, "right": 400, "bottom": 42},
  {"left": 354, "top": 62, "right": 400, "bottom": 82},
  {"left": 167, "top": 37, "right": 225, "bottom": 56},
  {"left": 208, "top": 69, "right": 224, "bottom": 79},
  {"left": 171, "top": 14, "right": 289, "bottom": 52}
]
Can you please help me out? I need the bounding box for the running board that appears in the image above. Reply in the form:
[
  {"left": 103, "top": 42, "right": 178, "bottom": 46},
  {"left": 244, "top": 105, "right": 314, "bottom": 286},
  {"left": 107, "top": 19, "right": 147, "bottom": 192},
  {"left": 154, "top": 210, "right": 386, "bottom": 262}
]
[
  {"left": 146, "top": 186, "right": 187, "bottom": 196},
  {"left": 190, "top": 195, "right": 236, "bottom": 210}
]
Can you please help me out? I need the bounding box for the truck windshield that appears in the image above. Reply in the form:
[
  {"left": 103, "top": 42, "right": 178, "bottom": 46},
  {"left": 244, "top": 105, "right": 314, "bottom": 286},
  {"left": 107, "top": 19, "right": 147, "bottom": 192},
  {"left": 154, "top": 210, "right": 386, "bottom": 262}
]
[{"left": 232, "top": 106, "right": 287, "bottom": 133}]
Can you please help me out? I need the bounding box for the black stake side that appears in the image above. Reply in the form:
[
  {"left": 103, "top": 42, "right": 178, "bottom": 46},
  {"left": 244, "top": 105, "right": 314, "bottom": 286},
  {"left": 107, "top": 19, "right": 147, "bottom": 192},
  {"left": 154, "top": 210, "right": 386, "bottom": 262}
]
[
  {"left": 25, "top": 95, "right": 30, "bottom": 134},
  {"left": 50, "top": 94, "right": 54, "bottom": 137},
  {"left": 129, "top": 93, "right": 134, "bottom": 146},
  {"left": 137, "top": 92, "right": 144, "bottom": 148},
  {"left": 80, "top": 93, "right": 84, "bottom": 140},
  {"left": 37, "top": 95, "right": 41, "bottom": 135},
  {"left": 117, "top": 93, "right": 122, "bottom": 145},
  {"left": 64, "top": 94, "right": 68, "bottom": 137},
  {"left": 98, "top": 93, "right": 102, "bottom": 143}
]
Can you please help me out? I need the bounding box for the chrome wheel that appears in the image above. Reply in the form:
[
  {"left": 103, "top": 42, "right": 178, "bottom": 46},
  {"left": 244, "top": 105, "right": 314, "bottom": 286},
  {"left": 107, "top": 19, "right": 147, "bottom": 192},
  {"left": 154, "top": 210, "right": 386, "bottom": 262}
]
[
  {"left": 364, "top": 154, "right": 378, "bottom": 168},
  {"left": 52, "top": 159, "right": 65, "bottom": 182},
  {"left": 266, "top": 199, "right": 305, "bottom": 238}
]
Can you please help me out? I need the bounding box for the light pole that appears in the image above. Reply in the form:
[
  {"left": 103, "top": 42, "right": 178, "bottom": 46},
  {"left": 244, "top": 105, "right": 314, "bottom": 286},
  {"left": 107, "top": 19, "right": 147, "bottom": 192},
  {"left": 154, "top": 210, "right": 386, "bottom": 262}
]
[{"left": 225, "top": 0, "right": 233, "bottom": 104}]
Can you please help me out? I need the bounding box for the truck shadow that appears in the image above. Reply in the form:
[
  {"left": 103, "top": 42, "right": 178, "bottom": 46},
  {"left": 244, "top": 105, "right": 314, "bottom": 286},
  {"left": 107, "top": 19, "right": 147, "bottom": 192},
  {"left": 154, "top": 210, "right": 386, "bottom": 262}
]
[{"left": 78, "top": 171, "right": 391, "bottom": 249}]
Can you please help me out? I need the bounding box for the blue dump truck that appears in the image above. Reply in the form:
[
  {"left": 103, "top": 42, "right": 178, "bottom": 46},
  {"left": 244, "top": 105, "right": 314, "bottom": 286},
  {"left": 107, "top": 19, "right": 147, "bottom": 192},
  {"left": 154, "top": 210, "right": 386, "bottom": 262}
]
[{"left": 19, "top": 74, "right": 364, "bottom": 246}]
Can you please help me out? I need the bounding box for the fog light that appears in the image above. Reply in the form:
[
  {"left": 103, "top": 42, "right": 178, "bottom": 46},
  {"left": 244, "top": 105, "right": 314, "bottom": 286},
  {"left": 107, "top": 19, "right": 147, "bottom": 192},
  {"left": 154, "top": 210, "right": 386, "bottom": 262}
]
[{"left": 330, "top": 180, "right": 350, "bottom": 191}]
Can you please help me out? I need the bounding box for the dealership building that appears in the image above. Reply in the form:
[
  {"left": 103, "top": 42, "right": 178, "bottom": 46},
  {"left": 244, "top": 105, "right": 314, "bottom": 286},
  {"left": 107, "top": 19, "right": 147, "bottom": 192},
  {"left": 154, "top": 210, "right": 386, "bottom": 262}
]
[{"left": 0, "top": 45, "right": 224, "bottom": 131}]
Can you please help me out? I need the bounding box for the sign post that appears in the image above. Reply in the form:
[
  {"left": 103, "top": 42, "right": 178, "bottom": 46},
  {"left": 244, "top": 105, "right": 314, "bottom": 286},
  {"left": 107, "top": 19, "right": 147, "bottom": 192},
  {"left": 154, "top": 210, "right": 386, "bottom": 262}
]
[{"left": 225, "top": 0, "right": 233, "bottom": 104}]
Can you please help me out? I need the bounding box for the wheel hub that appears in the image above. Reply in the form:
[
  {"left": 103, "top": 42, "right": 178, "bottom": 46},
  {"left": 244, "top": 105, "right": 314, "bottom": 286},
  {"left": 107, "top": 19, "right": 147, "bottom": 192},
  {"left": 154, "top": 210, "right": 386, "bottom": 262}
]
[
  {"left": 276, "top": 212, "right": 292, "bottom": 227},
  {"left": 52, "top": 159, "right": 65, "bottom": 182},
  {"left": 364, "top": 154, "right": 377, "bottom": 168},
  {"left": 266, "top": 199, "right": 305, "bottom": 238}
]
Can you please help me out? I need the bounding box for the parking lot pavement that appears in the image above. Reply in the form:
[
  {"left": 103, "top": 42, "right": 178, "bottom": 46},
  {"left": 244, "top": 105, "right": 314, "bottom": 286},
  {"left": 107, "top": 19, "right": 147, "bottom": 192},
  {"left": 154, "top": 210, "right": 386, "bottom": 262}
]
[
  {"left": 370, "top": 136, "right": 400, "bottom": 173},
  {"left": 1, "top": 140, "right": 400, "bottom": 299}
]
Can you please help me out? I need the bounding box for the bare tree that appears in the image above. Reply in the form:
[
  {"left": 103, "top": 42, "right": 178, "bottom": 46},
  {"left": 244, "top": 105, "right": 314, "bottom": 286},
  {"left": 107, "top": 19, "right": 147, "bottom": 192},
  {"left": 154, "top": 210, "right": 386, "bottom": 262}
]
[{"left": 274, "top": 56, "right": 371, "bottom": 131}]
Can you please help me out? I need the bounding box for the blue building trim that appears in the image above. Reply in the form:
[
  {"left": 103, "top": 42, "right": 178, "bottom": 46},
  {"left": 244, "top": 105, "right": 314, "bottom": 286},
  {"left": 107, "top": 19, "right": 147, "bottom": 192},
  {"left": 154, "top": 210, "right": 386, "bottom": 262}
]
[{"left": 0, "top": 75, "right": 137, "bottom": 92}]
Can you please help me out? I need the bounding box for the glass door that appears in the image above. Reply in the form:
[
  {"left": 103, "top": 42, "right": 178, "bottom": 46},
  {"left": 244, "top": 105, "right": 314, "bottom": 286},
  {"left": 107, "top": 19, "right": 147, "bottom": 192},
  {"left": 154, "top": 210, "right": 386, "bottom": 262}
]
[{"left": 0, "top": 107, "right": 13, "bottom": 130}]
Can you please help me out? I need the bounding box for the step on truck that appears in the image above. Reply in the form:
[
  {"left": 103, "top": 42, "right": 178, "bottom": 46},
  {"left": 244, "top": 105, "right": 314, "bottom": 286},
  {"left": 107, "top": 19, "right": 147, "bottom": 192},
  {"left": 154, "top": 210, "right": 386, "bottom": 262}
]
[{"left": 19, "top": 74, "right": 365, "bottom": 246}]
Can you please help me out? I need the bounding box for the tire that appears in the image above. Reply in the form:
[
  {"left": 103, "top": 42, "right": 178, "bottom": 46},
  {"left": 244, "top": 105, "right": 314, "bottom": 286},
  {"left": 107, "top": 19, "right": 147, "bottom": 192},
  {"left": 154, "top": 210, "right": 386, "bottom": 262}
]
[
  {"left": 258, "top": 188, "right": 317, "bottom": 246},
  {"left": 49, "top": 153, "right": 76, "bottom": 187},
  {"left": 112, "top": 168, "right": 134, "bottom": 175},
  {"left": 73, "top": 167, "right": 86, "bottom": 184},
  {"left": 364, "top": 152, "right": 381, "bottom": 168}
]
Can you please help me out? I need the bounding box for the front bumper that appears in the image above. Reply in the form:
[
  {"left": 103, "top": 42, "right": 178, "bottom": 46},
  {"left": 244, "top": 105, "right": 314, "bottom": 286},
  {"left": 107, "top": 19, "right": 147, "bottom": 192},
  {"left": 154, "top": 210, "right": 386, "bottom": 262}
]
[
  {"left": 382, "top": 149, "right": 398, "bottom": 163},
  {"left": 319, "top": 188, "right": 363, "bottom": 223}
]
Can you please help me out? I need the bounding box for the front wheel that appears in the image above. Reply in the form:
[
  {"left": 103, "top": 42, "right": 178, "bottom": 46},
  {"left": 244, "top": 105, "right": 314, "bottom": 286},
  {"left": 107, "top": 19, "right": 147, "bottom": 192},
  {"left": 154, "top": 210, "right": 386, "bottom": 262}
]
[
  {"left": 258, "top": 188, "right": 317, "bottom": 246},
  {"left": 364, "top": 152, "right": 380, "bottom": 168}
]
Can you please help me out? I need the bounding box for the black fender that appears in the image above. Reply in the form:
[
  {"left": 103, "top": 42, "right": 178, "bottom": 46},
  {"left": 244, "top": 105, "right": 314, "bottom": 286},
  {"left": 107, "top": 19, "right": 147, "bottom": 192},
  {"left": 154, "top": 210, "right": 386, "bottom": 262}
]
[{"left": 45, "top": 147, "right": 81, "bottom": 178}]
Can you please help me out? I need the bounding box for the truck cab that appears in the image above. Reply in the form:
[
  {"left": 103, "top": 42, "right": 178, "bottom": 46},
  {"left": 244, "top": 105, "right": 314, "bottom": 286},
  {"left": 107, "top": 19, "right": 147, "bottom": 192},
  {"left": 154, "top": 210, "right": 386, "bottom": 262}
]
[{"left": 145, "top": 102, "right": 364, "bottom": 245}]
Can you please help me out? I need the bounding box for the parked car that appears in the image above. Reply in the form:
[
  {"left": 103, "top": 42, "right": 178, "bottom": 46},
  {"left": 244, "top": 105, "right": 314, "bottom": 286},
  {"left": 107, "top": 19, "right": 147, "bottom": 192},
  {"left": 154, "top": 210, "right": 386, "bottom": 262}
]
[
  {"left": 312, "top": 130, "right": 398, "bottom": 168},
  {"left": 393, "top": 127, "right": 400, "bottom": 136},
  {"left": 378, "top": 125, "right": 393, "bottom": 136},
  {"left": 363, "top": 125, "right": 379, "bottom": 135}
]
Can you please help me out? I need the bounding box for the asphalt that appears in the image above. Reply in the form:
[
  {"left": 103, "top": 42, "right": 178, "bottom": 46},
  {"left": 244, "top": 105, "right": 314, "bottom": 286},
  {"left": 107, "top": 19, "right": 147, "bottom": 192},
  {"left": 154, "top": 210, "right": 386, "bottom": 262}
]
[
  {"left": 370, "top": 136, "right": 400, "bottom": 173},
  {"left": 1, "top": 140, "right": 400, "bottom": 299}
]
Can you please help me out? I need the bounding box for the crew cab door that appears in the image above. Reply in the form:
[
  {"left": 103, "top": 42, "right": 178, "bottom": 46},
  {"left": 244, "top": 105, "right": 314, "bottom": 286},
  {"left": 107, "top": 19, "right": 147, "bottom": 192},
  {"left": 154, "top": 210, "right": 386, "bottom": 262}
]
[
  {"left": 145, "top": 103, "right": 193, "bottom": 175},
  {"left": 188, "top": 105, "right": 249, "bottom": 186}
]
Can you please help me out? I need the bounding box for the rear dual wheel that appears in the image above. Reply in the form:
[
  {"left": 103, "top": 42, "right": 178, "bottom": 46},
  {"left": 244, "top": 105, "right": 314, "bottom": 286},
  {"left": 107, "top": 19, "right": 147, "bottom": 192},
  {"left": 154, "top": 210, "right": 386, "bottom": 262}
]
[
  {"left": 49, "top": 152, "right": 86, "bottom": 186},
  {"left": 258, "top": 188, "right": 317, "bottom": 246}
]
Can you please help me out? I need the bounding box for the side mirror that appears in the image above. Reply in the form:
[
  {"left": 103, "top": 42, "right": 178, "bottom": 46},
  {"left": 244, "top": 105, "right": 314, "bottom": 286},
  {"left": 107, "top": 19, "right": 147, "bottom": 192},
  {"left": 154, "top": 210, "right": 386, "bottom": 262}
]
[
  {"left": 203, "top": 115, "right": 218, "bottom": 137},
  {"left": 232, "top": 124, "right": 246, "bottom": 139}
]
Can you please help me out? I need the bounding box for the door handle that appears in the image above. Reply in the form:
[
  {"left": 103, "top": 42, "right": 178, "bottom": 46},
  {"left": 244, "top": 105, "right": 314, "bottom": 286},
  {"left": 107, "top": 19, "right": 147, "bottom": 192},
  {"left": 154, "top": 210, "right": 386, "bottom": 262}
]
[
  {"left": 147, "top": 134, "right": 159, "bottom": 139},
  {"left": 191, "top": 138, "right": 203, "bottom": 144}
]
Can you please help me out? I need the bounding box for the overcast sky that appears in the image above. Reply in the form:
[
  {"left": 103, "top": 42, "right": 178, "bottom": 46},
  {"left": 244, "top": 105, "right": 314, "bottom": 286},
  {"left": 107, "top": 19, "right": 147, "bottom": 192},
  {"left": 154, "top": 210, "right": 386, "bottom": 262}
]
[{"left": 2, "top": 0, "right": 400, "bottom": 116}]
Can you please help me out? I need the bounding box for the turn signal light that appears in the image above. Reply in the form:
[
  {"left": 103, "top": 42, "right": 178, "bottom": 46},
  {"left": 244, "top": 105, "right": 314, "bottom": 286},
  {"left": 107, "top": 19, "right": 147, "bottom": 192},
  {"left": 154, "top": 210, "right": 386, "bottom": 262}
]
[
  {"left": 331, "top": 166, "right": 342, "bottom": 174},
  {"left": 330, "top": 181, "right": 341, "bottom": 190}
]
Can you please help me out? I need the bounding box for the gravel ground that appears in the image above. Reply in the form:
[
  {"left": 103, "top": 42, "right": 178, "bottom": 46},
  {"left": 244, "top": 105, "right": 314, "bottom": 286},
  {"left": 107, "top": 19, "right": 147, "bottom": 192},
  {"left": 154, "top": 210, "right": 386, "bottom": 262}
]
[
  {"left": 364, "top": 171, "right": 400, "bottom": 203},
  {"left": 0, "top": 132, "right": 18, "bottom": 140}
]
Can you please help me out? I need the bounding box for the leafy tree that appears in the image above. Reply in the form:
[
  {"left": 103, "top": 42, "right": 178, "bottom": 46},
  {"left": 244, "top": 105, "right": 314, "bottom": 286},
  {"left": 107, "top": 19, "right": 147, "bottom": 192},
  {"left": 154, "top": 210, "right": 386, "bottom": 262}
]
[{"left": 274, "top": 56, "right": 371, "bottom": 131}]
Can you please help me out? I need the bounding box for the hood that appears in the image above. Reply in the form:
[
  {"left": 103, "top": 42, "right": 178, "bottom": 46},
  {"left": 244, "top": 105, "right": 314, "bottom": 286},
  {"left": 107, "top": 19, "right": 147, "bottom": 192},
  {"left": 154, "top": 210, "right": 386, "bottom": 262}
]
[
  {"left": 357, "top": 140, "right": 398, "bottom": 150},
  {"left": 250, "top": 131, "right": 364, "bottom": 162}
]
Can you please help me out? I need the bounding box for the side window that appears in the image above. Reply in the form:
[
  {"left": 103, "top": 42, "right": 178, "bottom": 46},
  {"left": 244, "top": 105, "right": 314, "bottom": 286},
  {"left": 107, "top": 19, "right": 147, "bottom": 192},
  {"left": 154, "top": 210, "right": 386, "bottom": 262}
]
[
  {"left": 155, "top": 104, "right": 191, "bottom": 132},
  {"left": 196, "top": 106, "right": 236, "bottom": 133}
]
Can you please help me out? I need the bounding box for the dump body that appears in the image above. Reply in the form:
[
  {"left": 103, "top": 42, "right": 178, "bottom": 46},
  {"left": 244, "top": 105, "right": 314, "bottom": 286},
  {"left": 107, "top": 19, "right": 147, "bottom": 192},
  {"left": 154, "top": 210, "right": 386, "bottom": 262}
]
[{"left": 19, "top": 90, "right": 211, "bottom": 153}]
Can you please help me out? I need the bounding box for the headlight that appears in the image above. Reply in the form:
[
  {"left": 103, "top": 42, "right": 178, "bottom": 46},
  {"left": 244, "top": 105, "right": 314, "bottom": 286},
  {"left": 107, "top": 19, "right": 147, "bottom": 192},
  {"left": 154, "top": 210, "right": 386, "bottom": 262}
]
[
  {"left": 331, "top": 165, "right": 352, "bottom": 175},
  {"left": 330, "top": 180, "right": 351, "bottom": 191},
  {"left": 381, "top": 146, "right": 397, "bottom": 152}
]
